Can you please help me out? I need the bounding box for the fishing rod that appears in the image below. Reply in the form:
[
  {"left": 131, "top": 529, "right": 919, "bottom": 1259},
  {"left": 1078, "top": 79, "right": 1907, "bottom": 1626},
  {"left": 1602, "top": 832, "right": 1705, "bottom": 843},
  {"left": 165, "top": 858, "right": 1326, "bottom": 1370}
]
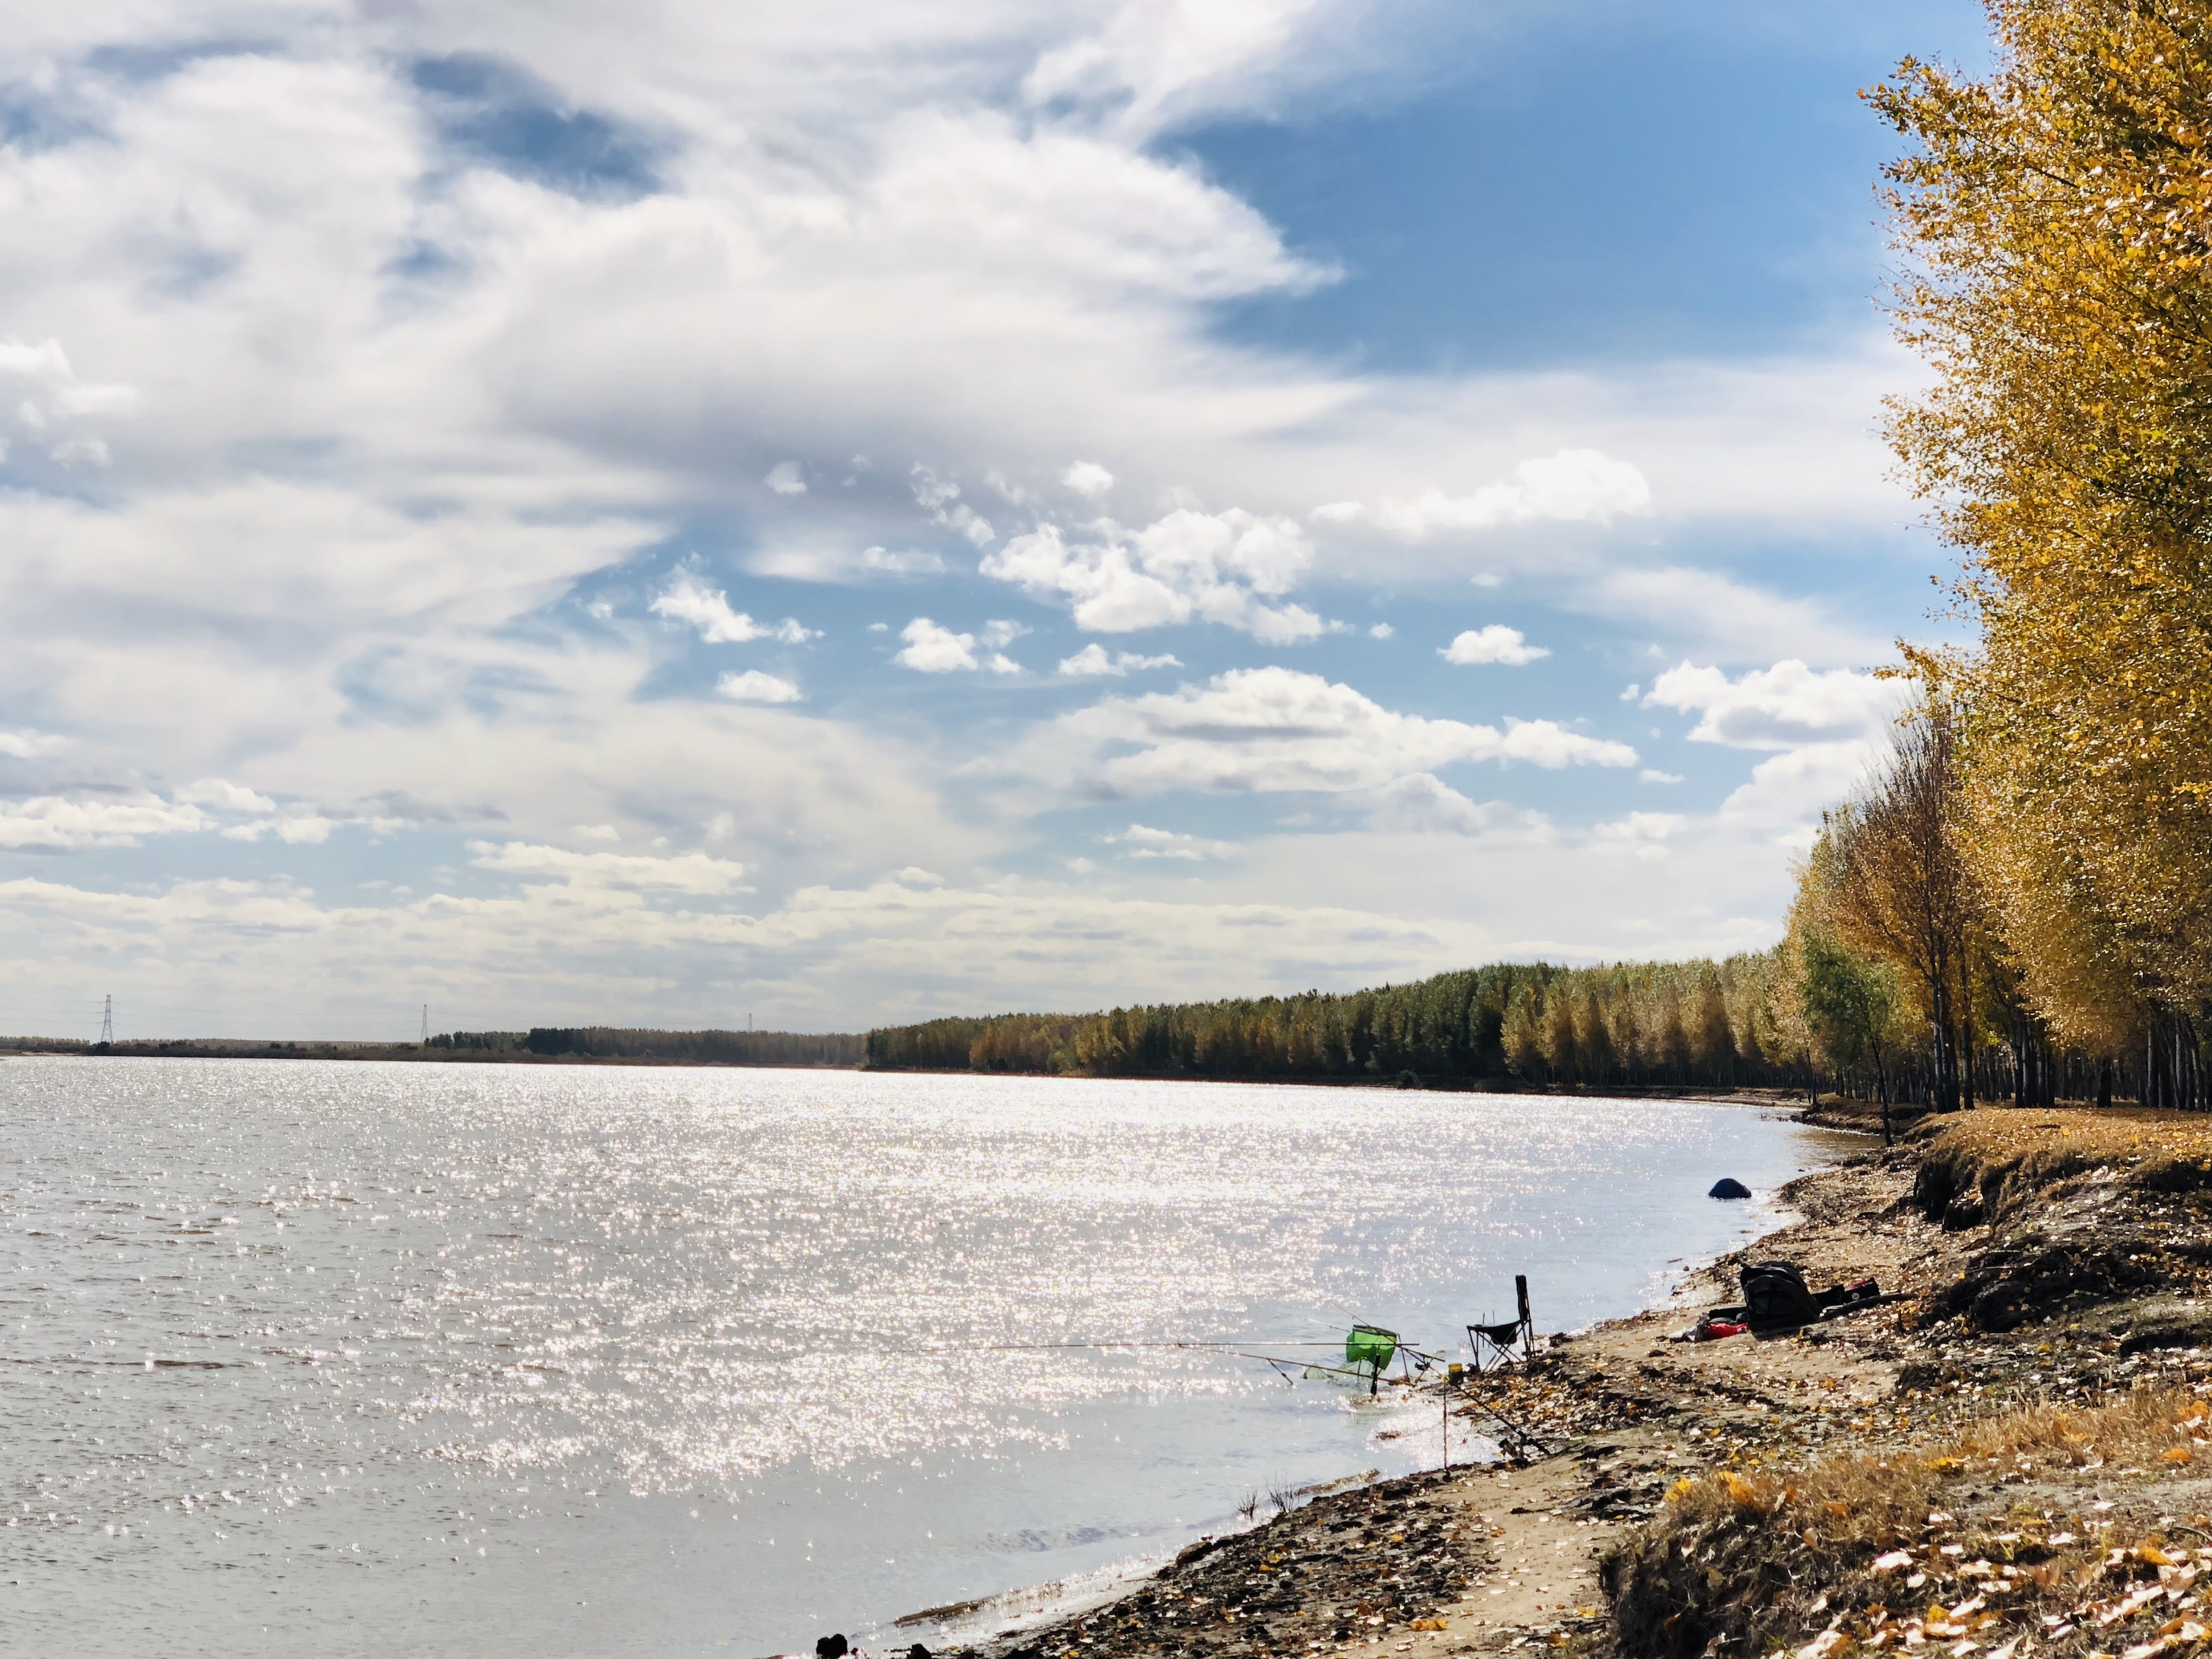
[{"left": 901, "top": 1338, "right": 1361, "bottom": 1355}]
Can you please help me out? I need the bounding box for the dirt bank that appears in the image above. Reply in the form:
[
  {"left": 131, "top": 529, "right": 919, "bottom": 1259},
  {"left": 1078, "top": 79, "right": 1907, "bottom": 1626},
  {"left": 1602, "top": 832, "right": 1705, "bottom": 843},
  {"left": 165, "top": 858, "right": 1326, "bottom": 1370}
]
[{"left": 905, "top": 1107, "right": 2212, "bottom": 1659}]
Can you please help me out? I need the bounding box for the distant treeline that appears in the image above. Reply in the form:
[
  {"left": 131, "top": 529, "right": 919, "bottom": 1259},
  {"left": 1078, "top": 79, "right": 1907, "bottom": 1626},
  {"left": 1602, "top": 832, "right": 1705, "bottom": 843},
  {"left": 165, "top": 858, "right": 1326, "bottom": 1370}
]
[
  {"left": 864, "top": 957, "right": 1810, "bottom": 1088},
  {"left": 430, "top": 1027, "right": 863, "bottom": 1066},
  {"left": 0, "top": 1028, "right": 863, "bottom": 1068}
]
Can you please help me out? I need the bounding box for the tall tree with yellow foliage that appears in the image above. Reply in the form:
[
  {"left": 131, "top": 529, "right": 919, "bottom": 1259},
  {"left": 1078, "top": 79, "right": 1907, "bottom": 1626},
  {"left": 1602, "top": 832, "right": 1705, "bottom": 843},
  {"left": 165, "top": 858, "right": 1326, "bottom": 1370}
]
[{"left": 1870, "top": 1, "right": 2212, "bottom": 1105}]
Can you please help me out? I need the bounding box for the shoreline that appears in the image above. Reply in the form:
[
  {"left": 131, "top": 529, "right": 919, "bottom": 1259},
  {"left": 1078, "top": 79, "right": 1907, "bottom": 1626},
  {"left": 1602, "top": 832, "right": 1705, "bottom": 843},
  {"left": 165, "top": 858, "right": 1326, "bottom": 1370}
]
[
  {"left": 876, "top": 1108, "right": 1871, "bottom": 1658},
  {"left": 895, "top": 1104, "right": 2212, "bottom": 1659}
]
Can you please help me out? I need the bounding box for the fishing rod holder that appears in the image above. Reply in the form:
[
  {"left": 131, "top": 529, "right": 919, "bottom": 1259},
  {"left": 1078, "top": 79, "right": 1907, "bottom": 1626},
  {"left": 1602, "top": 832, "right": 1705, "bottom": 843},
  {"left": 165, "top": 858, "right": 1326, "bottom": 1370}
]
[{"left": 1465, "top": 1274, "right": 1536, "bottom": 1374}]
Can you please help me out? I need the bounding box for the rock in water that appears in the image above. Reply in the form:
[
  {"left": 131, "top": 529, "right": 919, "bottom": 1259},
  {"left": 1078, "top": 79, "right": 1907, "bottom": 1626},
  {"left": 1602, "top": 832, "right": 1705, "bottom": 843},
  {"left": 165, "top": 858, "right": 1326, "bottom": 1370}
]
[
  {"left": 1708, "top": 1177, "right": 1752, "bottom": 1200},
  {"left": 816, "top": 1637, "right": 849, "bottom": 1659}
]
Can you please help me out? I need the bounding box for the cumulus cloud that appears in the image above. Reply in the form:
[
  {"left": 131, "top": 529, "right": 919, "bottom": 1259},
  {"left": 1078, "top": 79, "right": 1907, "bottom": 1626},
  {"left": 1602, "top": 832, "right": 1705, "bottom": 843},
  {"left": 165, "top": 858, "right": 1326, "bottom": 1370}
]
[
  {"left": 651, "top": 570, "right": 815, "bottom": 645},
  {"left": 716, "top": 669, "right": 804, "bottom": 703},
  {"left": 1057, "top": 644, "right": 1181, "bottom": 677},
  {"left": 981, "top": 619, "right": 1030, "bottom": 647},
  {"left": 469, "top": 840, "right": 752, "bottom": 894},
  {"left": 1368, "top": 623, "right": 1393, "bottom": 639},
  {"left": 1644, "top": 659, "right": 1907, "bottom": 748},
  {"left": 983, "top": 507, "right": 1322, "bottom": 640},
  {"left": 0, "top": 794, "right": 210, "bottom": 850},
  {"left": 1589, "top": 811, "right": 1688, "bottom": 861},
  {"left": 1358, "top": 772, "right": 1542, "bottom": 839},
  {"left": 764, "top": 461, "right": 806, "bottom": 495},
  {"left": 0, "top": 337, "right": 137, "bottom": 470},
  {"left": 1062, "top": 460, "right": 1115, "bottom": 498},
  {"left": 912, "top": 467, "right": 996, "bottom": 547},
  {"left": 177, "top": 778, "right": 276, "bottom": 812},
  {"left": 0, "top": 9, "right": 1933, "bottom": 1028},
  {"left": 1717, "top": 742, "right": 1878, "bottom": 848},
  {"left": 1026, "top": 666, "right": 1636, "bottom": 797},
  {"left": 1312, "top": 450, "right": 1651, "bottom": 540},
  {"left": 1440, "top": 625, "right": 1548, "bottom": 666},
  {"left": 0, "top": 730, "right": 72, "bottom": 760},
  {"left": 1102, "top": 823, "right": 1237, "bottom": 860},
  {"left": 219, "top": 812, "right": 337, "bottom": 844},
  {"left": 893, "top": 617, "right": 979, "bottom": 672}
]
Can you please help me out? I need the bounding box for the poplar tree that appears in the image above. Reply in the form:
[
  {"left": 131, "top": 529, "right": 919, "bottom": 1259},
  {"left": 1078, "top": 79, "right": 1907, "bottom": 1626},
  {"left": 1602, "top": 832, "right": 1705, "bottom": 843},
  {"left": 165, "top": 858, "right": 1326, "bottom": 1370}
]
[{"left": 1871, "top": 1, "right": 2212, "bottom": 1066}]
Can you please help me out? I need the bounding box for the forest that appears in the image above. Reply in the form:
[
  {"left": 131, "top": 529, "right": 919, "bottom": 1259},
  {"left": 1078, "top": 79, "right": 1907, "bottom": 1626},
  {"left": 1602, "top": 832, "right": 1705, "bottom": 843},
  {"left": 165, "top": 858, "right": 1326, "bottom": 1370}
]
[
  {"left": 430, "top": 1027, "right": 864, "bottom": 1066},
  {"left": 868, "top": 958, "right": 1804, "bottom": 1088},
  {"left": 873, "top": 5, "right": 2212, "bottom": 1113}
]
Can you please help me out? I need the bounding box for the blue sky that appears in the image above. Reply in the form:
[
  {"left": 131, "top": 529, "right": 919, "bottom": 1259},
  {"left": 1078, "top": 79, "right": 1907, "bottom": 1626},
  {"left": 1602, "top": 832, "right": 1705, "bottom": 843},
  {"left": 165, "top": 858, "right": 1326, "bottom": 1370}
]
[{"left": 0, "top": 0, "right": 1990, "bottom": 1039}]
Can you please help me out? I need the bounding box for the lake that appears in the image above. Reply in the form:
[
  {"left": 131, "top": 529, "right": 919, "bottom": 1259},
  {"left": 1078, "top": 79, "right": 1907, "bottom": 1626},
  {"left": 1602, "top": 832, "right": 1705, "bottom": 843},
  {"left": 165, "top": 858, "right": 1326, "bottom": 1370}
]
[{"left": 0, "top": 1059, "right": 1859, "bottom": 1656}]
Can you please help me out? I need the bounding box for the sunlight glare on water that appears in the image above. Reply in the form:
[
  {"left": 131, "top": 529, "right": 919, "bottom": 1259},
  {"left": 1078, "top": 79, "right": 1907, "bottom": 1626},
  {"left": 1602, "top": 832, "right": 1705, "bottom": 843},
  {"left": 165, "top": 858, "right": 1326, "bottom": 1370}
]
[{"left": 0, "top": 1059, "right": 1859, "bottom": 1657}]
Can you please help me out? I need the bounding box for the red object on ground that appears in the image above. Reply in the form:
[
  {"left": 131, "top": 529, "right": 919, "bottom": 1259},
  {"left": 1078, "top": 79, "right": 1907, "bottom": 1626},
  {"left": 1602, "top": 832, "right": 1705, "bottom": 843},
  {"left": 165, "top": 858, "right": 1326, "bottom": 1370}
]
[{"left": 1695, "top": 1320, "right": 1750, "bottom": 1341}]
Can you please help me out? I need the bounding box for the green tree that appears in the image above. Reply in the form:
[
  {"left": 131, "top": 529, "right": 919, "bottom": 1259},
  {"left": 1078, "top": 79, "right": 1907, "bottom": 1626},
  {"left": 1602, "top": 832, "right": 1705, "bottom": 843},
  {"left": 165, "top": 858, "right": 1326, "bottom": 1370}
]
[{"left": 1801, "top": 934, "right": 1906, "bottom": 1143}]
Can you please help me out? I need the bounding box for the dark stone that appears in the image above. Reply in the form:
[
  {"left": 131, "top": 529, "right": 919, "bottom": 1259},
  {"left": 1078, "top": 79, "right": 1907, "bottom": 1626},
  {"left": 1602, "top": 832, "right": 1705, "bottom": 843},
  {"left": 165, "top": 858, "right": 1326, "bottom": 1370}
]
[
  {"left": 817, "top": 1638, "right": 848, "bottom": 1659},
  {"left": 1708, "top": 1178, "right": 1752, "bottom": 1200},
  {"left": 1942, "top": 1190, "right": 1987, "bottom": 1230}
]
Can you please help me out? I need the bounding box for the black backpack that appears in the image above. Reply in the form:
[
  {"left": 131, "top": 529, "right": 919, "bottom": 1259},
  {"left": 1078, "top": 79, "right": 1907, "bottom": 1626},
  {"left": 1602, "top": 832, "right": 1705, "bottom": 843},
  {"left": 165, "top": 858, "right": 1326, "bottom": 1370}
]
[{"left": 1739, "top": 1261, "right": 1821, "bottom": 1329}]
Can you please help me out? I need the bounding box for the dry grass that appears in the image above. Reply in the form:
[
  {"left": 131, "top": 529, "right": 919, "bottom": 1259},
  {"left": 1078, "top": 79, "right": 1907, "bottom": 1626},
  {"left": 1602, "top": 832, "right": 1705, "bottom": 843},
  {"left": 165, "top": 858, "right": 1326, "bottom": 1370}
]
[
  {"left": 1605, "top": 1384, "right": 2212, "bottom": 1659},
  {"left": 1915, "top": 1109, "right": 2212, "bottom": 1224}
]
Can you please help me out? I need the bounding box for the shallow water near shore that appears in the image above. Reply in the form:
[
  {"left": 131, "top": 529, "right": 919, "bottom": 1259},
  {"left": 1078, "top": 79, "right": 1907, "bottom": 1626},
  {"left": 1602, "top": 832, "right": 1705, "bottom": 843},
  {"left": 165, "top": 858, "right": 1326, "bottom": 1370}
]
[{"left": 0, "top": 1059, "right": 1859, "bottom": 1657}]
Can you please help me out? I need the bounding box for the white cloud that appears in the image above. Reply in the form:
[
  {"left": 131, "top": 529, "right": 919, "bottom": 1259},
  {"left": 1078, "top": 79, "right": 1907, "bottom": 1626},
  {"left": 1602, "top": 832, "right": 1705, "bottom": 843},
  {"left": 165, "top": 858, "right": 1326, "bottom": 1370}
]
[
  {"left": 1358, "top": 773, "right": 1542, "bottom": 839},
  {"left": 1717, "top": 742, "right": 1878, "bottom": 844},
  {"left": 573, "top": 823, "right": 621, "bottom": 842},
  {"left": 0, "top": 729, "right": 71, "bottom": 759},
  {"left": 986, "top": 653, "right": 1023, "bottom": 675},
  {"left": 1024, "top": 667, "right": 1635, "bottom": 797},
  {"left": 1056, "top": 644, "right": 1181, "bottom": 676},
  {"left": 0, "top": 794, "right": 209, "bottom": 850},
  {"left": 651, "top": 571, "right": 815, "bottom": 645},
  {"left": 1440, "top": 625, "right": 1548, "bottom": 666},
  {"left": 861, "top": 547, "right": 947, "bottom": 575},
  {"left": 981, "top": 619, "right": 1030, "bottom": 647},
  {"left": 912, "top": 466, "right": 996, "bottom": 546},
  {"left": 176, "top": 778, "right": 276, "bottom": 812},
  {"left": 1639, "top": 768, "right": 1684, "bottom": 785},
  {"left": 1644, "top": 659, "right": 1907, "bottom": 749},
  {"left": 983, "top": 507, "right": 1322, "bottom": 639},
  {"left": 1368, "top": 623, "right": 1393, "bottom": 640},
  {"left": 0, "top": 12, "right": 1940, "bottom": 1030},
  {"left": 218, "top": 812, "right": 338, "bottom": 845},
  {"left": 469, "top": 840, "right": 751, "bottom": 894},
  {"left": 1577, "top": 571, "right": 1884, "bottom": 667},
  {"left": 1062, "top": 460, "right": 1115, "bottom": 498},
  {"left": 1313, "top": 449, "right": 1651, "bottom": 540},
  {"left": 716, "top": 669, "right": 804, "bottom": 703},
  {"left": 1102, "top": 823, "right": 1237, "bottom": 860},
  {"left": 893, "top": 617, "right": 979, "bottom": 673},
  {"left": 764, "top": 461, "right": 807, "bottom": 495},
  {"left": 0, "top": 337, "right": 137, "bottom": 469},
  {"left": 1589, "top": 810, "right": 1687, "bottom": 861}
]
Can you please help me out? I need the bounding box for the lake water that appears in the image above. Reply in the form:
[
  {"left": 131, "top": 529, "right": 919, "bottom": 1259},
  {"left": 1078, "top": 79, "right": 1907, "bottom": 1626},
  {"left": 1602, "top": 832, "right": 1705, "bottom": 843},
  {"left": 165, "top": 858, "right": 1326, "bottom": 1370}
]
[{"left": 0, "top": 1059, "right": 1859, "bottom": 1657}]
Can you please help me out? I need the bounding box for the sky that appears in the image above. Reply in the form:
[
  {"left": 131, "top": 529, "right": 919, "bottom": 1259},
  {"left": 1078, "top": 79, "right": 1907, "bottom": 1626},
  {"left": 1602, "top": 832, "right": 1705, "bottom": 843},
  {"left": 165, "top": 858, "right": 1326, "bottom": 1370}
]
[{"left": 0, "top": 0, "right": 1995, "bottom": 1041}]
